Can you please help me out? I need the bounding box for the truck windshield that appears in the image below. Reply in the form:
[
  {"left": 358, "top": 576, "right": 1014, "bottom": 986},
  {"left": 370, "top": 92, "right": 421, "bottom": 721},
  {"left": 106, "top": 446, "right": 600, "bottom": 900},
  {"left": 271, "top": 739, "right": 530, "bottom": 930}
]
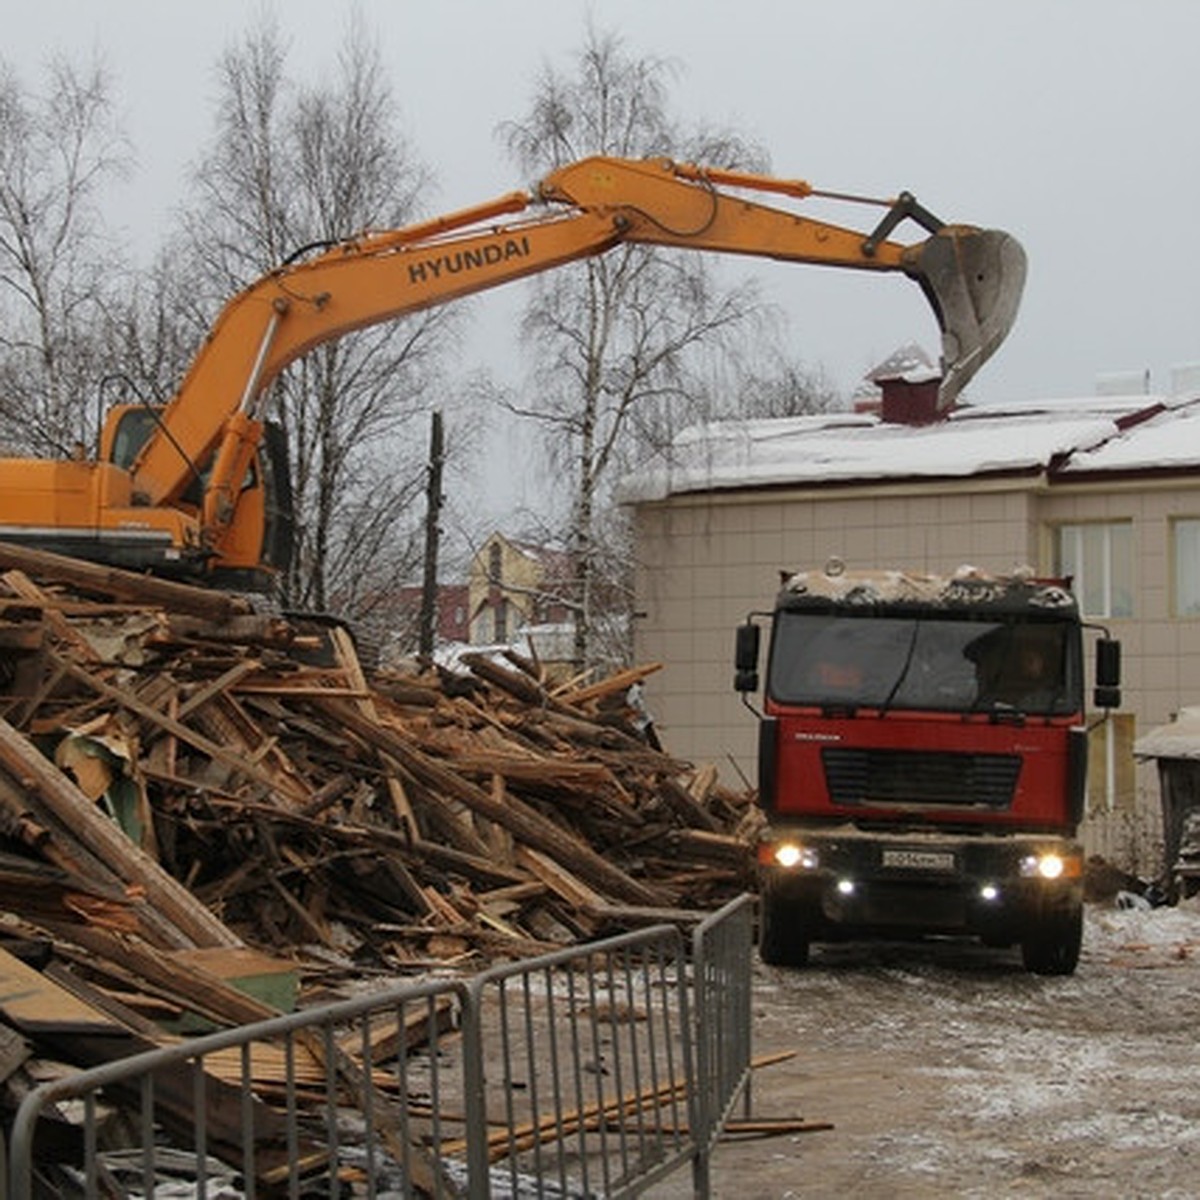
[{"left": 767, "top": 611, "right": 1080, "bottom": 715}]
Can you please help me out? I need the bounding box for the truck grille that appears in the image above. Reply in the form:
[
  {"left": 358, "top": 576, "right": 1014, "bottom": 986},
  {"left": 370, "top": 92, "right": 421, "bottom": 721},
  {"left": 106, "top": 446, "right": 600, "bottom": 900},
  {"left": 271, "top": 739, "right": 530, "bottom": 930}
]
[{"left": 821, "top": 747, "right": 1021, "bottom": 809}]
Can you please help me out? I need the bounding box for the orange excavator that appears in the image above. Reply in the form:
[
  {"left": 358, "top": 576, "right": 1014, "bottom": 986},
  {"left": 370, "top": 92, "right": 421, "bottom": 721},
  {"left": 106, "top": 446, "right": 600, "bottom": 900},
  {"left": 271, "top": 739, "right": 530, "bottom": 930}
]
[{"left": 0, "top": 156, "right": 1026, "bottom": 589}]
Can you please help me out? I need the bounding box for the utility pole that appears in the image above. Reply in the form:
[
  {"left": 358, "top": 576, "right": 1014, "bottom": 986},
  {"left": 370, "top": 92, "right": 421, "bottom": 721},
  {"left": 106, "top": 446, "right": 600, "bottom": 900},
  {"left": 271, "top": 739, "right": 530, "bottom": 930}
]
[{"left": 418, "top": 411, "right": 444, "bottom": 659}]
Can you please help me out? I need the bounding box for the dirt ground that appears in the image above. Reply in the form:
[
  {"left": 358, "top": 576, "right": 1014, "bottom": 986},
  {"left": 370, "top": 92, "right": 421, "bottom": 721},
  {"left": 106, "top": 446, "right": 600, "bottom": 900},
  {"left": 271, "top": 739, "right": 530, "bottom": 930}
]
[{"left": 676, "top": 901, "right": 1200, "bottom": 1199}]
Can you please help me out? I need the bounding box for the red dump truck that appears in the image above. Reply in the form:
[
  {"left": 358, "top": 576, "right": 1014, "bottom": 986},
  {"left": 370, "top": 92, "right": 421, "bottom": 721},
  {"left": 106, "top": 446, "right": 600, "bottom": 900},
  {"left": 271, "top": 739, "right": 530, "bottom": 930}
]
[{"left": 736, "top": 561, "right": 1121, "bottom": 975}]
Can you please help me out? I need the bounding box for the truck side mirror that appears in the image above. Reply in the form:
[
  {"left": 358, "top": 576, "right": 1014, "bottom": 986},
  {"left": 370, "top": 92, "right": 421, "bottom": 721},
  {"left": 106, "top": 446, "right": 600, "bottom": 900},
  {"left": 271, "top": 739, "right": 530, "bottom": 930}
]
[
  {"left": 1094, "top": 637, "right": 1121, "bottom": 710},
  {"left": 735, "top": 621, "right": 760, "bottom": 694}
]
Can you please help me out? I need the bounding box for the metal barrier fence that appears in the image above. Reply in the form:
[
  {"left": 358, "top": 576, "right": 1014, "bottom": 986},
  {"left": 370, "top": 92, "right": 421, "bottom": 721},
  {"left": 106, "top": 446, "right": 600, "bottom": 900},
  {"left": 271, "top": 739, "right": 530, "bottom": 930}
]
[
  {"left": 691, "top": 892, "right": 754, "bottom": 1192},
  {"left": 8, "top": 976, "right": 476, "bottom": 1199},
  {"left": 7, "top": 895, "right": 754, "bottom": 1198},
  {"left": 463, "top": 924, "right": 695, "bottom": 1198}
]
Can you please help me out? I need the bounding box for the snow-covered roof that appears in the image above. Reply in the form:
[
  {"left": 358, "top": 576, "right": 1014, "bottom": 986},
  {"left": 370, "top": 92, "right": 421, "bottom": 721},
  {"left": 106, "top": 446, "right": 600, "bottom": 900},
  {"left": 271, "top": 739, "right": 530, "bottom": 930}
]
[
  {"left": 864, "top": 341, "right": 938, "bottom": 384},
  {"left": 1060, "top": 394, "right": 1200, "bottom": 474},
  {"left": 1135, "top": 707, "right": 1200, "bottom": 761},
  {"left": 617, "top": 393, "right": 1200, "bottom": 504}
]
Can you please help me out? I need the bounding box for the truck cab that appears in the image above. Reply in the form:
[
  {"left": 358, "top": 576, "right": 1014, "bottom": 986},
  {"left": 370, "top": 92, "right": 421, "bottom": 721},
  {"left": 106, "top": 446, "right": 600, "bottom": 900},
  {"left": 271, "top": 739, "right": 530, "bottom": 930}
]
[{"left": 737, "top": 561, "right": 1121, "bottom": 975}]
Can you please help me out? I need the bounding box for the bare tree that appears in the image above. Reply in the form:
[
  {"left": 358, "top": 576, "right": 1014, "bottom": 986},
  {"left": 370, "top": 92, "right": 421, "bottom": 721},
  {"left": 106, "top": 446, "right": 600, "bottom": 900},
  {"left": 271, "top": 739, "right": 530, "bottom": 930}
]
[
  {"left": 0, "top": 54, "right": 128, "bottom": 455},
  {"left": 700, "top": 336, "right": 843, "bottom": 423},
  {"left": 498, "top": 26, "right": 768, "bottom": 670},
  {"left": 174, "top": 18, "right": 456, "bottom": 627},
  {"left": 735, "top": 359, "right": 840, "bottom": 419}
]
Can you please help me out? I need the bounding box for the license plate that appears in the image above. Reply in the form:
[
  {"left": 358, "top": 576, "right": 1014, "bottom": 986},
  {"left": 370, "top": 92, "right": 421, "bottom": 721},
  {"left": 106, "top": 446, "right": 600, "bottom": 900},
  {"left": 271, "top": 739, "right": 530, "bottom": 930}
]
[{"left": 882, "top": 848, "right": 956, "bottom": 871}]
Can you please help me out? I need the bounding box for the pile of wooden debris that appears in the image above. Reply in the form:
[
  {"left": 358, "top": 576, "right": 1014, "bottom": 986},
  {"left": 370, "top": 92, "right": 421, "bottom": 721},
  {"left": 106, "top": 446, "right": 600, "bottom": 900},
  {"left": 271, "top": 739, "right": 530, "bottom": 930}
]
[{"left": 0, "top": 543, "right": 756, "bottom": 1038}]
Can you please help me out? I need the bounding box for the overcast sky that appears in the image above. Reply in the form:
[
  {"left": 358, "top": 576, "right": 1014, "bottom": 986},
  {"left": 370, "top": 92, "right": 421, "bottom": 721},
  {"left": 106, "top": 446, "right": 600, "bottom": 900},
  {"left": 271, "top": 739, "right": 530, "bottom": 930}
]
[{"left": 6, "top": 1, "right": 1199, "bottom": 412}]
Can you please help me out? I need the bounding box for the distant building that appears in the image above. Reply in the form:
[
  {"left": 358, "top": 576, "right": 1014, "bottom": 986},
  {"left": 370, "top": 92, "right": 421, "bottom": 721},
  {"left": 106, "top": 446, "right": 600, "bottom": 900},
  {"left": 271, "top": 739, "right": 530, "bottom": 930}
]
[
  {"left": 384, "top": 583, "right": 470, "bottom": 659},
  {"left": 467, "top": 532, "right": 575, "bottom": 660}
]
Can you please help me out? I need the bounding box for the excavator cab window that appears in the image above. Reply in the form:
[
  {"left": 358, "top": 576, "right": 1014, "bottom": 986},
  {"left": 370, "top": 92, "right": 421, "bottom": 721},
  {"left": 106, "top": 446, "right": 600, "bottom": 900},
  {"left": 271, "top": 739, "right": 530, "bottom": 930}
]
[
  {"left": 107, "top": 407, "right": 162, "bottom": 469},
  {"left": 109, "top": 404, "right": 263, "bottom": 509}
]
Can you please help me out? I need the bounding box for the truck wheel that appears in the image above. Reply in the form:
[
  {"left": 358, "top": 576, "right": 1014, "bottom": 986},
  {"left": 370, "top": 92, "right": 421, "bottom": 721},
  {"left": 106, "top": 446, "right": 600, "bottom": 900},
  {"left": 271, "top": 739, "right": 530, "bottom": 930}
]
[
  {"left": 758, "top": 890, "right": 810, "bottom": 968},
  {"left": 1020, "top": 902, "right": 1083, "bottom": 976}
]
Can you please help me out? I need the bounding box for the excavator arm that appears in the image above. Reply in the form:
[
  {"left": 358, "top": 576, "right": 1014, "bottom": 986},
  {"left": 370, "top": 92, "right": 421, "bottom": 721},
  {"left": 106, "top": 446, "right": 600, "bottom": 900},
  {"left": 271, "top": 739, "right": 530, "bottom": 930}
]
[
  {"left": 128, "top": 155, "right": 1024, "bottom": 567},
  {"left": 539, "top": 158, "right": 1024, "bottom": 406}
]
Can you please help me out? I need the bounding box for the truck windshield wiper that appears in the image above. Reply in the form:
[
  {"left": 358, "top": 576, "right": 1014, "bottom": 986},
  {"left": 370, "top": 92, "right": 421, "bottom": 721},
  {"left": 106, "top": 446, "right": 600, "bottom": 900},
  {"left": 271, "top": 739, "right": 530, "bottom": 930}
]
[{"left": 877, "top": 623, "right": 921, "bottom": 715}]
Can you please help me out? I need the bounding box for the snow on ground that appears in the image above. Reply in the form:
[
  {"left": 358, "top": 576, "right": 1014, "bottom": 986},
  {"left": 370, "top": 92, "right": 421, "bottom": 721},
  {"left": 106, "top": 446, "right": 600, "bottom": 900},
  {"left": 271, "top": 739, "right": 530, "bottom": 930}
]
[
  {"left": 1085, "top": 893, "right": 1200, "bottom": 960},
  {"left": 686, "top": 899, "right": 1200, "bottom": 1198}
]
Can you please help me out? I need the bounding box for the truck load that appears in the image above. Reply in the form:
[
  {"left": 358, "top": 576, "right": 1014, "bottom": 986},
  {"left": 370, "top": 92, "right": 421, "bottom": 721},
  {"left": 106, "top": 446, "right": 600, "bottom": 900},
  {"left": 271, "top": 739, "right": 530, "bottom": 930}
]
[{"left": 735, "top": 561, "right": 1122, "bottom": 975}]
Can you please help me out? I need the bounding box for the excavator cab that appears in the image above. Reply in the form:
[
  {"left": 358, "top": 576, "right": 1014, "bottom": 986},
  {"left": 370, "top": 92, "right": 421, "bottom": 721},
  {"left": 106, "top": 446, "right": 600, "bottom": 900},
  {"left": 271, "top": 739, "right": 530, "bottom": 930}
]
[{"left": 98, "top": 403, "right": 294, "bottom": 588}]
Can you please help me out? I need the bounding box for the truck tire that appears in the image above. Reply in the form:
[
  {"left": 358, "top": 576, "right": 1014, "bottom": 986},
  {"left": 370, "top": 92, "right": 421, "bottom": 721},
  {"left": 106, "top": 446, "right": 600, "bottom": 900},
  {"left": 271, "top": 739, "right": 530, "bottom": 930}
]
[
  {"left": 758, "top": 889, "right": 811, "bottom": 968},
  {"left": 1020, "top": 901, "right": 1083, "bottom": 976}
]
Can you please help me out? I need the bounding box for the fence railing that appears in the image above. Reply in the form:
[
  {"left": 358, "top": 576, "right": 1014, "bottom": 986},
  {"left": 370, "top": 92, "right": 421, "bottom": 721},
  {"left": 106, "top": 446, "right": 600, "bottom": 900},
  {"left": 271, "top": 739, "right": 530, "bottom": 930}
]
[
  {"left": 463, "top": 924, "right": 694, "bottom": 1199},
  {"left": 7, "top": 894, "right": 754, "bottom": 1198},
  {"left": 692, "top": 893, "right": 755, "bottom": 1158}
]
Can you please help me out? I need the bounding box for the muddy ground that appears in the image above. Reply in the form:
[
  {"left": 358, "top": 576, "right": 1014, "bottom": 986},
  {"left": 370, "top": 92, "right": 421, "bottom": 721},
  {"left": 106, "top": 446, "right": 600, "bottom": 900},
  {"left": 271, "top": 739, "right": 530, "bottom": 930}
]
[{"left": 668, "top": 902, "right": 1200, "bottom": 1199}]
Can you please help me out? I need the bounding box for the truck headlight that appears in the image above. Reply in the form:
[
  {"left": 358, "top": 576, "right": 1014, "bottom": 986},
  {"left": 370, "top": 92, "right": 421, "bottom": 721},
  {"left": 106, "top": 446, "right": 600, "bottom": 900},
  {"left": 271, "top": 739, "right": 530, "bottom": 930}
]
[
  {"left": 1020, "top": 852, "right": 1079, "bottom": 880},
  {"left": 776, "top": 843, "right": 804, "bottom": 868},
  {"left": 1038, "top": 854, "right": 1065, "bottom": 880},
  {"left": 764, "top": 842, "right": 819, "bottom": 870}
]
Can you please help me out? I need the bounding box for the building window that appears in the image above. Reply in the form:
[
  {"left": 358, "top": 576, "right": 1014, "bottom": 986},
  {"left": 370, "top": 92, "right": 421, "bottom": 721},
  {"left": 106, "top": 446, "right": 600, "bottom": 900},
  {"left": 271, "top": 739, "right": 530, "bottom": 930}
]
[
  {"left": 494, "top": 599, "right": 508, "bottom": 643},
  {"left": 1173, "top": 518, "right": 1200, "bottom": 616},
  {"left": 1054, "top": 522, "right": 1133, "bottom": 618},
  {"left": 489, "top": 541, "right": 502, "bottom": 583}
]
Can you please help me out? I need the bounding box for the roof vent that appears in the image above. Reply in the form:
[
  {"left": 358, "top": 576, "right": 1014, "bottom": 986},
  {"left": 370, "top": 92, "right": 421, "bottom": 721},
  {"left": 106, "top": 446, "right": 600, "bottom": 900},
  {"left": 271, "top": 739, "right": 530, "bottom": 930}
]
[
  {"left": 1170, "top": 363, "right": 1200, "bottom": 397},
  {"left": 1095, "top": 368, "right": 1150, "bottom": 395}
]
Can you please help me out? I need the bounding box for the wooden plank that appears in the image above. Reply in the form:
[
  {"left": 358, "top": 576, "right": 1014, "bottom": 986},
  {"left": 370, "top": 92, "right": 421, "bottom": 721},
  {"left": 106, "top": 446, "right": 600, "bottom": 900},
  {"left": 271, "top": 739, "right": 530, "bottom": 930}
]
[
  {"left": 0, "top": 944, "right": 121, "bottom": 1034},
  {"left": 658, "top": 775, "right": 722, "bottom": 832},
  {"left": 687, "top": 762, "right": 719, "bottom": 806},
  {"left": 0, "top": 1021, "right": 31, "bottom": 1084},
  {"left": 171, "top": 946, "right": 299, "bottom": 1012},
  {"left": 175, "top": 658, "right": 261, "bottom": 720},
  {"left": 515, "top": 845, "right": 608, "bottom": 911},
  {"left": 553, "top": 662, "right": 664, "bottom": 707},
  {"left": 2, "top": 570, "right": 103, "bottom": 663},
  {"left": 14, "top": 960, "right": 316, "bottom": 1184},
  {"left": 189, "top": 690, "right": 313, "bottom": 804},
  {"left": 41, "top": 924, "right": 278, "bottom": 1028},
  {"left": 459, "top": 652, "right": 550, "bottom": 707},
  {"left": 335, "top": 995, "right": 456, "bottom": 1065},
  {"left": 666, "top": 827, "right": 754, "bottom": 865},
  {"left": 331, "top": 624, "right": 418, "bottom": 831},
  {"left": 50, "top": 652, "right": 309, "bottom": 806}
]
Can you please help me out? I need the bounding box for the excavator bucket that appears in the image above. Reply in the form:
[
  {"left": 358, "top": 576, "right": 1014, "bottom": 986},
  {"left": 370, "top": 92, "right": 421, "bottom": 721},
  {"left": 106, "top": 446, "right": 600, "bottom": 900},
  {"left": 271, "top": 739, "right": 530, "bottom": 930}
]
[{"left": 909, "top": 226, "right": 1027, "bottom": 412}]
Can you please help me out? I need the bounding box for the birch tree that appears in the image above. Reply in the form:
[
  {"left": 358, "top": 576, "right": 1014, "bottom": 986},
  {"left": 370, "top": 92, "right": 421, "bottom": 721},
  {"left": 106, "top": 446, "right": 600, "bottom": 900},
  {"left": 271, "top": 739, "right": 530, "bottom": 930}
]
[
  {"left": 0, "top": 55, "right": 128, "bottom": 455},
  {"left": 499, "top": 26, "right": 770, "bottom": 670}
]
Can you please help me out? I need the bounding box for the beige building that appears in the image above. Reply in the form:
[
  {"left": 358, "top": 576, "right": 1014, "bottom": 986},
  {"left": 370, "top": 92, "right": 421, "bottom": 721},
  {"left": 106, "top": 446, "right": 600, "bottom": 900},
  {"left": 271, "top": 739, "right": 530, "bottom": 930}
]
[{"left": 625, "top": 382, "right": 1200, "bottom": 874}]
